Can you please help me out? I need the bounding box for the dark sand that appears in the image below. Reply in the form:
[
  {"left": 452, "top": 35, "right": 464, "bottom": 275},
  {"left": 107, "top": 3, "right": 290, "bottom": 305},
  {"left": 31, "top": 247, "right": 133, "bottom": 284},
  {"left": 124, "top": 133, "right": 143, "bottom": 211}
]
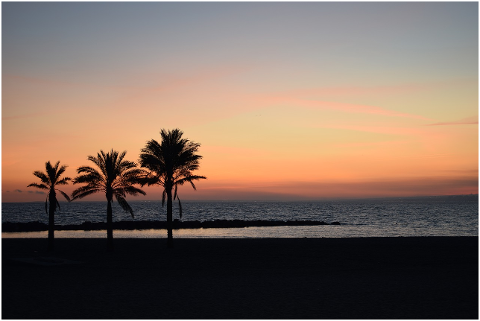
[{"left": 2, "top": 237, "right": 478, "bottom": 319}]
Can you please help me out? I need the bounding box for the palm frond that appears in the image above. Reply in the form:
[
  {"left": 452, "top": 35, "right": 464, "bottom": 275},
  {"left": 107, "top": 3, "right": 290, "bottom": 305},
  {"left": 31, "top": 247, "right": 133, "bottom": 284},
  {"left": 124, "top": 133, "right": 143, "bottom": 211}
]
[
  {"left": 27, "top": 183, "right": 49, "bottom": 190},
  {"left": 32, "top": 171, "right": 50, "bottom": 185},
  {"left": 75, "top": 168, "right": 103, "bottom": 191},
  {"left": 177, "top": 194, "right": 183, "bottom": 219},
  {"left": 122, "top": 167, "right": 148, "bottom": 179},
  {"left": 162, "top": 189, "right": 166, "bottom": 207},
  {"left": 46, "top": 161, "right": 58, "bottom": 185},
  {"left": 88, "top": 152, "right": 107, "bottom": 178},
  {"left": 57, "top": 189, "right": 71, "bottom": 202},
  {"left": 71, "top": 186, "right": 102, "bottom": 200},
  {"left": 116, "top": 195, "right": 134, "bottom": 218},
  {"left": 175, "top": 175, "right": 207, "bottom": 190},
  {"left": 137, "top": 173, "right": 161, "bottom": 187},
  {"left": 73, "top": 171, "right": 104, "bottom": 185},
  {"left": 107, "top": 150, "right": 120, "bottom": 179},
  {"left": 56, "top": 177, "right": 71, "bottom": 186},
  {"left": 76, "top": 165, "right": 101, "bottom": 175},
  {"left": 55, "top": 164, "right": 69, "bottom": 182},
  {"left": 115, "top": 188, "right": 127, "bottom": 199},
  {"left": 121, "top": 185, "right": 147, "bottom": 196},
  {"left": 118, "top": 162, "right": 138, "bottom": 178},
  {"left": 139, "top": 140, "right": 165, "bottom": 174},
  {"left": 141, "top": 139, "right": 162, "bottom": 156}
]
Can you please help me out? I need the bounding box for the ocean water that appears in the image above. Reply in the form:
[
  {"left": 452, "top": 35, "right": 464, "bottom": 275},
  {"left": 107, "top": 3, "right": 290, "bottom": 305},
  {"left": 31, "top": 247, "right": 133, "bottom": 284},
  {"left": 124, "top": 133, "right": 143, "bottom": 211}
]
[{"left": 2, "top": 195, "right": 478, "bottom": 238}]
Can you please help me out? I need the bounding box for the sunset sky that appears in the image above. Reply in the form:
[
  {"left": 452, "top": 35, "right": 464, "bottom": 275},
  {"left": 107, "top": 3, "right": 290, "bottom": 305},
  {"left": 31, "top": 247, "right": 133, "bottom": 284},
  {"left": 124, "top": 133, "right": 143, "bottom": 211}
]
[{"left": 2, "top": 2, "right": 478, "bottom": 202}]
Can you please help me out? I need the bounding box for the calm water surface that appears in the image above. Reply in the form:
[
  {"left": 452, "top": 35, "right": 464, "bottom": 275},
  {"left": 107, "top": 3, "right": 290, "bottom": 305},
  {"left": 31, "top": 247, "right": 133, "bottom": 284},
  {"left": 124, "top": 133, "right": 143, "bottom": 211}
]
[{"left": 2, "top": 195, "right": 478, "bottom": 238}]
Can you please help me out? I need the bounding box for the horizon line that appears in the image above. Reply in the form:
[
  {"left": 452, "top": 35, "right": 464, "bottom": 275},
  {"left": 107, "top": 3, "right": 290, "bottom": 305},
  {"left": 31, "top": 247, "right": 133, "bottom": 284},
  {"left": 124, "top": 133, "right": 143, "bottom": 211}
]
[{"left": 3, "top": 193, "right": 478, "bottom": 204}]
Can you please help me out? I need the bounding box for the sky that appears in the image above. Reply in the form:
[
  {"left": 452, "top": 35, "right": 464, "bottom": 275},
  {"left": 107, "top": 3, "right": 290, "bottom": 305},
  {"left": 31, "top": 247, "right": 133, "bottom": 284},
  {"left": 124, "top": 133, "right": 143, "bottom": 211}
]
[{"left": 2, "top": 2, "right": 478, "bottom": 202}]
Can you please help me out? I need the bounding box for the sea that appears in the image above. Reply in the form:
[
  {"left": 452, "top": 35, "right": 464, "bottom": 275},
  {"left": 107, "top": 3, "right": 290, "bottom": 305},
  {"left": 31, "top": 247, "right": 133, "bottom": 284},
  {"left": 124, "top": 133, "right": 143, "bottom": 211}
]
[{"left": 2, "top": 195, "right": 478, "bottom": 239}]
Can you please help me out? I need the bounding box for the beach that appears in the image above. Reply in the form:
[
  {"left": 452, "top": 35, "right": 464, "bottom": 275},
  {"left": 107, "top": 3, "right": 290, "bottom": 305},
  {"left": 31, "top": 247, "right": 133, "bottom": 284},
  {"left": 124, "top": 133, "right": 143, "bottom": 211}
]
[{"left": 2, "top": 237, "right": 478, "bottom": 319}]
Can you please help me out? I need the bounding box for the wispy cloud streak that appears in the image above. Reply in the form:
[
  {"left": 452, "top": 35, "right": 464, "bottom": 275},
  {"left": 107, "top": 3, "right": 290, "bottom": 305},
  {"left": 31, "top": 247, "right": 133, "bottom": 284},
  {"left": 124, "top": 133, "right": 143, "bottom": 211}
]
[
  {"left": 427, "top": 116, "right": 478, "bottom": 126},
  {"left": 318, "top": 124, "right": 425, "bottom": 137},
  {"left": 259, "top": 96, "right": 431, "bottom": 120},
  {"left": 273, "top": 84, "right": 430, "bottom": 97}
]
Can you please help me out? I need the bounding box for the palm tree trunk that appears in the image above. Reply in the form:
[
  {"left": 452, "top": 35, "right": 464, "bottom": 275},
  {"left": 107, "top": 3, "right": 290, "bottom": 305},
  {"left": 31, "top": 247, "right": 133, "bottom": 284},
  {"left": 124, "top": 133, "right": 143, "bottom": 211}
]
[
  {"left": 166, "top": 188, "right": 173, "bottom": 248},
  {"left": 106, "top": 199, "right": 114, "bottom": 252},
  {"left": 48, "top": 190, "right": 56, "bottom": 252}
]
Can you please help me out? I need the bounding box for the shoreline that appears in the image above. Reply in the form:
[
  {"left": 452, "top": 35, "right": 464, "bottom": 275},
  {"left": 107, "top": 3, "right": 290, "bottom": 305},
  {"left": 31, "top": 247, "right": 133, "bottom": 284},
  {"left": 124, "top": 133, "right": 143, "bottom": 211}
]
[
  {"left": 2, "top": 219, "right": 340, "bottom": 232},
  {"left": 3, "top": 226, "right": 477, "bottom": 239},
  {"left": 2, "top": 236, "right": 478, "bottom": 319}
]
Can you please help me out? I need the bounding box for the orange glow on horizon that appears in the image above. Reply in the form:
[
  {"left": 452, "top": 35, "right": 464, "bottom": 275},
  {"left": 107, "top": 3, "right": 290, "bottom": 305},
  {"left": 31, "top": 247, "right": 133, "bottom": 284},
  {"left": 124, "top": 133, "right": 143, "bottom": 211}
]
[{"left": 2, "top": 3, "right": 477, "bottom": 202}]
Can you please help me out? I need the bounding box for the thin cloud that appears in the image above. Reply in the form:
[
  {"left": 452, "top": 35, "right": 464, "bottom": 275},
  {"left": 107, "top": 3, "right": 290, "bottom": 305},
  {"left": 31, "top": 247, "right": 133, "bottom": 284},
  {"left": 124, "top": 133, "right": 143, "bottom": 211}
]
[
  {"left": 331, "top": 139, "right": 410, "bottom": 149},
  {"left": 261, "top": 177, "right": 479, "bottom": 199},
  {"left": 184, "top": 176, "right": 478, "bottom": 200},
  {"left": 319, "top": 124, "right": 425, "bottom": 137},
  {"left": 275, "top": 84, "right": 430, "bottom": 98},
  {"left": 427, "top": 116, "right": 478, "bottom": 126},
  {"left": 26, "top": 190, "right": 45, "bottom": 194},
  {"left": 260, "top": 96, "right": 431, "bottom": 120}
]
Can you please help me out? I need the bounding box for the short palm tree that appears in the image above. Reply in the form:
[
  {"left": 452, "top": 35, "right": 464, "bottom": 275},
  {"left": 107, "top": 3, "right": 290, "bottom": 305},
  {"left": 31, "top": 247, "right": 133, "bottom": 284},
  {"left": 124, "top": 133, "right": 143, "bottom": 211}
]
[
  {"left": 71, "top": 149, "right": 146, "bottom": 251},
  {"left": 139, "top": 129, "right": 206, "bottom": 248},
  {"left": 27, "top": 161, "right": 71, "bottom": 251}
]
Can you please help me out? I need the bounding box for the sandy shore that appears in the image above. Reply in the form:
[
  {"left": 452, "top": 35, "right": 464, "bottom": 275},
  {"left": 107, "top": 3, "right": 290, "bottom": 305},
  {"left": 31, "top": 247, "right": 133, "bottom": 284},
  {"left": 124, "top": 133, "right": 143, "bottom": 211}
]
[{"left": 2, "top": 237, "right": 478, "bottom": 319}]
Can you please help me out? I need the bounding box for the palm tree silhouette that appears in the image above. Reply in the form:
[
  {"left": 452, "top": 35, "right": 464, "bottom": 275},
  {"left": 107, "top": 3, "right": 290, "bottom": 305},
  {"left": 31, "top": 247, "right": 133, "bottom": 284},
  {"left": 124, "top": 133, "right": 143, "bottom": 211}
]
[
  {"left": 71, "top": 149, "right": 146, "bottom": 251},
  {"left": 139, "top": 129, "right": 206, "bottom": 248},
  {"left": 27, "top": 161, "right": 71, "bottom": 251}
]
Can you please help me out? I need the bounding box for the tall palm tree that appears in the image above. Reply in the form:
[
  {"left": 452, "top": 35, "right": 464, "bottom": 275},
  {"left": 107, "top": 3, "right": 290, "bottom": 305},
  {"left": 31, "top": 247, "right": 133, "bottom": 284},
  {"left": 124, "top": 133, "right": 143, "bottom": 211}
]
[
  {"left": 27, "top": 161, "right": 71, "bottom": 251},
  {"left": 71, "top": 149, "right": 146, "bottom": 251},
  {"left": 139, "top": 129, "right": 206, "bottom": 248}
]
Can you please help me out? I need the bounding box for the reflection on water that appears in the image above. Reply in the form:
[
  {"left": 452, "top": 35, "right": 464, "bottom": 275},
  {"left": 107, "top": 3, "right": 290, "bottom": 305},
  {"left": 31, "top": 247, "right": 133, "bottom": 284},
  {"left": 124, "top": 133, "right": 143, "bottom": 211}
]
[{"left": 2, "top": 223, "right": 476, "bottom": 239}]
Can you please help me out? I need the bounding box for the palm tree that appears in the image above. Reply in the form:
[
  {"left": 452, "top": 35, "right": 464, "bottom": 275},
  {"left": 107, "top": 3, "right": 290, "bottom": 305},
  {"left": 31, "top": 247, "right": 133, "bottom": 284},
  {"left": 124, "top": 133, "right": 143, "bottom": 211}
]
[
  {"left": 139, "top": 129, "right": 206, "bottom": 248},
  {"left": 27, "top": 161, "right": 71, "bottom": 251},
  {"left": 71, "top": 149, "right": 146, "bottom": 251}
]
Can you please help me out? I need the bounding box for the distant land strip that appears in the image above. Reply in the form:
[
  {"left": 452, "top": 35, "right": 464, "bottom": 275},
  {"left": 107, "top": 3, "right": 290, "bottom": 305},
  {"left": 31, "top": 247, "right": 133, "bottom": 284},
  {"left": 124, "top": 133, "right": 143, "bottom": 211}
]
[{"left": 2, "top": 220, "right": 341, "bottom": 232}]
